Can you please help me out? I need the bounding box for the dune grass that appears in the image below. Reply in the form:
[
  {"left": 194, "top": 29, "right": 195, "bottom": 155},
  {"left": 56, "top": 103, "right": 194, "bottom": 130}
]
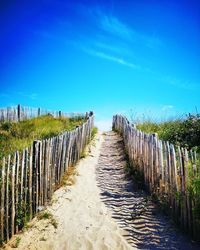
[
  {"left": 0, "top": 115, "right": 86, "bottom": 160},
  {"left": 132, "top": 113, "right": 200, "bottom": 151}
]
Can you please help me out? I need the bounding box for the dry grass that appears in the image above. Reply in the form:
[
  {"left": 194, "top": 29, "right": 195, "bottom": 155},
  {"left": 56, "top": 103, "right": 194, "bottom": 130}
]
[
  {"left": 57, "top": 166, "right": 79, "bottom": 188},
  {"left": 37, "top": 211, "right": 58, "bottom": 229},
  {"left": 9, "top": 236, "right": 21, "bottom": 248}
]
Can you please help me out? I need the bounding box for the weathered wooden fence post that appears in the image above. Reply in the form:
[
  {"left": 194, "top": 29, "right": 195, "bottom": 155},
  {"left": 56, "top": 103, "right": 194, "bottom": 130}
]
[
  {"left": 17, "top": 104, "right": 21, "bottom": 122},
  {"left": 38, "top": 108, "right": 41, "bottom": 117}
]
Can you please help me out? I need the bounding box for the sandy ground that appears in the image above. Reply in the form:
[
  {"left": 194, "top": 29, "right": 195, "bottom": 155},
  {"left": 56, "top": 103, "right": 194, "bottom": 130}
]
[
  {"left": 96, "top": 132, "right": 200, "bottom": 250},
  {"left": 4, "top": 133, "right": 134, "bottom": 250},
  {"left": 4, "top": 132, "right": 200, "bottom": 250}
]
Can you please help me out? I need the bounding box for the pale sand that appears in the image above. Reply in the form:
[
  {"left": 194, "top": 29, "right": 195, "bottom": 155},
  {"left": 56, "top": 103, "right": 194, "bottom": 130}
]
[{"left": 5, "top": 133, "right": 135, "bottom": 250}]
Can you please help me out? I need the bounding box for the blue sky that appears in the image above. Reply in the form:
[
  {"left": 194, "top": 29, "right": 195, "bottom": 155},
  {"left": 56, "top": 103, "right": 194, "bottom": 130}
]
[{"left": 0, "top": 0, "right": 199, "bottom": 130}]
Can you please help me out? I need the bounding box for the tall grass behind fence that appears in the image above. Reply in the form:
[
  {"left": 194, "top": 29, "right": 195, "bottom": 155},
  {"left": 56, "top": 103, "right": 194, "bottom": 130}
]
[
  {"left": 0, "top": 113, "right": 94, "bottom": 243},
  {"left": 0, "top": 105, "right": 85, "bottom": 122},
  {"left": 113, "top": 115, "right": 200, "bottom": 241}
]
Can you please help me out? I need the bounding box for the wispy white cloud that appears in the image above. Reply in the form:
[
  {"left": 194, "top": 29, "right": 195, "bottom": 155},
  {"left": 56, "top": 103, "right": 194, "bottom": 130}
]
[
  {"left": 64, "top": 6, "right": 197, "bottom": 92},
  {"left": 94, "top": 41, "right": 130, "bottom": 55},
  {"left": 100, "top": 15, "right": 133, "bottom": 40},
  {"left": 161, "top": 105, "right": 174, "bottom": 111},
  {"left": 84, "top": 48, "right": 141, "bottom": 70},
  {"left": 75, "top": 4, "right": 162, "bottom": 50},
  {"left": 91, "top": 8, "right": 163, "bottom": 49},
  {"left": 76, "top": 42, "right": 197, "bottom": 91}
]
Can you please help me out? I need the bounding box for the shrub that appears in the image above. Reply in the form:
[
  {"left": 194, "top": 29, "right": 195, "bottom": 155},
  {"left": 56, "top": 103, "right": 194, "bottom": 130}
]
[{"left": 134, "top": 113, "right": 200, "bottom": 151}]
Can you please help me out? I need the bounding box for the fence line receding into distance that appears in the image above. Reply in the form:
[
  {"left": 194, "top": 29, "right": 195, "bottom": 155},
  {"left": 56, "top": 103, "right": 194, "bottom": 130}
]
[
  {"left": 113, "top": 115, "right": 200, "bottom": 241},
  {"left": 0, "top": 104, "right": 85, "bottom": 122},
  {"left": 0, "top": 112, "right": 94, "bottom": 243}
]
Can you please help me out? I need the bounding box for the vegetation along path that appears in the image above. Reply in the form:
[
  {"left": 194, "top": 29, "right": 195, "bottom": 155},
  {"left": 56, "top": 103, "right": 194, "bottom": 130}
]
[{"left": 5, "top": 132, "right": 200, "bottom": 250}]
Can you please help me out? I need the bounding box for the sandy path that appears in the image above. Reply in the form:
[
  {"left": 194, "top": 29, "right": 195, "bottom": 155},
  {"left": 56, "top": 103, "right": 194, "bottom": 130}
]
[
  {"left": 96, "top": 132, "right": 200, "bottom": 250},
  {"left": 5, "top": 133, "right": 134, "bottom": 250},
  {"left": 4, "top": 132, "right": 200, "bottom": 250}
]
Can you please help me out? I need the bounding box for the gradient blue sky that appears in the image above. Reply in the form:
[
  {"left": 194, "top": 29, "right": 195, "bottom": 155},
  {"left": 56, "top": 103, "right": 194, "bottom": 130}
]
[{"left": 0, "top": 0, "right": 199, "bottom": 129}]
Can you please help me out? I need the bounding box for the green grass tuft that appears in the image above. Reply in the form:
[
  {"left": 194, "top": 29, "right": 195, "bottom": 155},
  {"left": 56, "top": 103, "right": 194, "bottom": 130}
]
[
  {"left": 0, "top": 115, "right": 86, "bottom": 160},
  {"left": 37, "top": 211, "right": 58, "bottom": 228},
  {"left": 37, "top": 211, "right": 52, "bottom": 220},
  {"left": 91, "top": 127, "right": 98, "bottom": 140}
]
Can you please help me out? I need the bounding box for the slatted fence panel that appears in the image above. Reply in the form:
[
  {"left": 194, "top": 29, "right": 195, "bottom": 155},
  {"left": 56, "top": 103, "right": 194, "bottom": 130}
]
[
  {"left": 113, "top": 114, "right": 200, "bottom": 241},
  {"left": 0, "top": 105, "right": 86, "bottom": 122},
  {"left": 0, "top": 113, "right": 94, "bottom": 243}
]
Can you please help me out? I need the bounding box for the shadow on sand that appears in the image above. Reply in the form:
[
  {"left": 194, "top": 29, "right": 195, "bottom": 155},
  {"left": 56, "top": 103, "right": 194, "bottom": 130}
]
[{"left": 96, "top": 132, "right": 200, "bottom": 250}]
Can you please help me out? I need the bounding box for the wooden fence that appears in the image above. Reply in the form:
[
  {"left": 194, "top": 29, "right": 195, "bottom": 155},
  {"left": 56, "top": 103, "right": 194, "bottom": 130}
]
[
  {"left": 0, "top": 105, "right": 85, "bottom": 122},
  {"left": 113, "top": 115, "right": 200, "bottom": 241},
  {"left": 0, "top": 113, "right": 94, "bottom": 243}
]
